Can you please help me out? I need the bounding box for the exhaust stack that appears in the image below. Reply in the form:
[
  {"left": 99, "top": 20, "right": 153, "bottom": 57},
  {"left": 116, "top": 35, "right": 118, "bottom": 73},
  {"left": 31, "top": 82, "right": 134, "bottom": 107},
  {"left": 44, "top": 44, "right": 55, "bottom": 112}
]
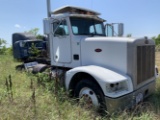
[
  {"left": 47, "top": 0, "right": 51, "bottom": 17},
  {"left": 46, "top": 0, "right": 51, "bottom": 58}
]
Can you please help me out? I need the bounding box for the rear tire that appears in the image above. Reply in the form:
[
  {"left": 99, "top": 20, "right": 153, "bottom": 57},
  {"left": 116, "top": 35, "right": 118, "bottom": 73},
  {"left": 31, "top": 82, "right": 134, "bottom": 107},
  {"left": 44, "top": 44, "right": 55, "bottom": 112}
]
[{"left": 75, "top": 79, "right": 106, "bottom": 112}]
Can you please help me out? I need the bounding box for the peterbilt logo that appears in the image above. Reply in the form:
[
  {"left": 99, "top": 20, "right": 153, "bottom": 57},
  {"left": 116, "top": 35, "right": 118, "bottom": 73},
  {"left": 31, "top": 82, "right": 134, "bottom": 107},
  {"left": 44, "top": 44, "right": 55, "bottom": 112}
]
[{"left": 95, "top": 48, "right": 102, "bottom": 52}]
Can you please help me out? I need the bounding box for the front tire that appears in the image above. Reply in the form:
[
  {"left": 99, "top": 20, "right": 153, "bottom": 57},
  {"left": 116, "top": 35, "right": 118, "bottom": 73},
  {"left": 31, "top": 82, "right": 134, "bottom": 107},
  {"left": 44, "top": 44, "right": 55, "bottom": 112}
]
[{"left": 75, "top": 79, "right": 106, "bottom": 111}]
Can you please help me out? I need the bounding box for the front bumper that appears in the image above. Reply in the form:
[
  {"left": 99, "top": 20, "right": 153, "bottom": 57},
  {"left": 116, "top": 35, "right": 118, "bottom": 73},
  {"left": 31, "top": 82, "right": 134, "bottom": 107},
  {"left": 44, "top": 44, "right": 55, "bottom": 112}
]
[{"left": 105, "top": 80, "right": 156, "bottom": 113}]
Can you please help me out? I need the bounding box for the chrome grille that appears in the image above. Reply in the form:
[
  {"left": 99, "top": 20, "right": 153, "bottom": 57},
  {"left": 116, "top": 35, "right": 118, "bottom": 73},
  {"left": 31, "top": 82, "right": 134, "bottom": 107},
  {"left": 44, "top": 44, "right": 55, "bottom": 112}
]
[{"left": 137, "top": 45, "right": 155, "bottom": 84}]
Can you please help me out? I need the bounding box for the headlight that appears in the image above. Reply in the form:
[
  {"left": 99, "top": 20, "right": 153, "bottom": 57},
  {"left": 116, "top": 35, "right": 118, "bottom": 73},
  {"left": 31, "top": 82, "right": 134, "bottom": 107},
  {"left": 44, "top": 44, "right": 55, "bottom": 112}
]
[{"left": 106, "top": 81, "right": 128, "bottom": 93}]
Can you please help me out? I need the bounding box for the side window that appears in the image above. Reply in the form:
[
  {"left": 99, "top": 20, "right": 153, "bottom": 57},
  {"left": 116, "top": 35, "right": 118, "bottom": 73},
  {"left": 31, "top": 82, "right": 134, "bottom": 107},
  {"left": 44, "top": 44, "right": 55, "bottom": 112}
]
[
  {"left": 35, "top": 42, "right": 43, "bottom": 48},
  {"left": 72, "top": 26, "right": 78, "bottom": 34},
  {"left": 95, "top": 24, "right": 103, "bottom": 34},
  {"left": 89, "top": 24, "right": 103, "bottom": 34},
  {"left": 23, "top": 42, "right": 28, "bottom": 48},
  {"left": 89, "top": 26, "right": 94, "bottom": 33},
  {"left": 53, "top": 20, "right": 69, "bottom": 36}
]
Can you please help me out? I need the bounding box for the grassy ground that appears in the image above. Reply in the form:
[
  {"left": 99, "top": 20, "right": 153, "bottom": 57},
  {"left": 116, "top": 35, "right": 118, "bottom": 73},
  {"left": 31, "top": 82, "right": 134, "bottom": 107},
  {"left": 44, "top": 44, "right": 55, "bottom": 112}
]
[{"left": 0, "top": 54, "right": 160, "bottom": 120}]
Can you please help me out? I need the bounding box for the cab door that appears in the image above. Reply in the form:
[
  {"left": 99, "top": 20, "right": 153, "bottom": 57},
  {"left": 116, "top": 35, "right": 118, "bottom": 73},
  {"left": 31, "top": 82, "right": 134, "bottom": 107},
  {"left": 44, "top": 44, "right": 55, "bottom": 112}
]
[{"left": 52, "top": 19, "right": 72, "bottom": 63}]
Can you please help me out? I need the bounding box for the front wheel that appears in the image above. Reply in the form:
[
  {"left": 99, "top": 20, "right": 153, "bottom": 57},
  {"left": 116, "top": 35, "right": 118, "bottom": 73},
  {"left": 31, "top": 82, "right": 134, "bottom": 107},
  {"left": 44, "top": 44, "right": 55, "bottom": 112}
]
[{"left": 75, "top": 79, "right": 106, "bottom": 111}]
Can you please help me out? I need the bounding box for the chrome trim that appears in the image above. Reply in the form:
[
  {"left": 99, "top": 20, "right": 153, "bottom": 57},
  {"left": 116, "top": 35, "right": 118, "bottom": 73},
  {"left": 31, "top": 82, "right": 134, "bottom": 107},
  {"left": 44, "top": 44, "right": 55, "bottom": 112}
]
[{"left": 105, "top": 80, "right": 155, "bottom": 113}]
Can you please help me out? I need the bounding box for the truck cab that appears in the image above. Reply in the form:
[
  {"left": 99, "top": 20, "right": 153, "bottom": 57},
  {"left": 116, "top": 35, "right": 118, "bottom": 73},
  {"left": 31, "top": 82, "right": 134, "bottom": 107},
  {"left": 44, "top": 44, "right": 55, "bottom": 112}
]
[
  {"left": 12, "top": 33, "right": 47, "bottom": 60},
  {"left": 43, "top": 6, "right": 157, "bottom": 113},
  {"left": 44, "top": 6, "right": 124, "bottom": 68}
]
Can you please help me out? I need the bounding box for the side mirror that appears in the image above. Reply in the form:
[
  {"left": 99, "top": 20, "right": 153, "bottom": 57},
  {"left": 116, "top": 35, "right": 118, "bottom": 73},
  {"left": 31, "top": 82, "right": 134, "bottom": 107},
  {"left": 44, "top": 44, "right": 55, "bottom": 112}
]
[
  {"left": 105, "top": 23, "right": 124, "bottom": 37},
  {"left": 43, "top": 18, "right": 51, "bottom": 34},
  {"left": 118, "top": 23, "right": 124, "bottom": 37}
]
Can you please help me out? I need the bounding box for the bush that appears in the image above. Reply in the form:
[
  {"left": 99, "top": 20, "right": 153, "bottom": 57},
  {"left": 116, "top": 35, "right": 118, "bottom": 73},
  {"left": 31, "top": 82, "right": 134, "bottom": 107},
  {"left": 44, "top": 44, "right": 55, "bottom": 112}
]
[
  {"left": 0, "top": 46, "right": 7, "bottom": 54},
  {"left": 0, "top": 46, "right": 13, "bottom": 55}
]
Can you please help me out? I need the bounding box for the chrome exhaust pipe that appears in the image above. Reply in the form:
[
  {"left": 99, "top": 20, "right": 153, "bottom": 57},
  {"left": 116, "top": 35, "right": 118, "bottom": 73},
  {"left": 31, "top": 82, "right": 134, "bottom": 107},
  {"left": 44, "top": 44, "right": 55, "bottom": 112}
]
[{"left": 47, "top": 0, "right": 51, "bottom": 17}]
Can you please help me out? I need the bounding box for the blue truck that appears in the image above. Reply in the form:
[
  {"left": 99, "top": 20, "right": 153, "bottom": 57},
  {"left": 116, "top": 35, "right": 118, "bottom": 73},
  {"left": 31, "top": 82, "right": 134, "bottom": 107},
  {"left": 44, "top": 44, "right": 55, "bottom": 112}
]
[{"left": 12, "top": 33, "right": 47, "bottom": 61}]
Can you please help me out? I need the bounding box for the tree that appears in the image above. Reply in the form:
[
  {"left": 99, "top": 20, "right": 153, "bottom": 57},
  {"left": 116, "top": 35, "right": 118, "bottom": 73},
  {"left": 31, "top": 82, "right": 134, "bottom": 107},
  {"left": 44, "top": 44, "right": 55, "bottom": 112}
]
[
  {"left": 25, "top": 28, "right": 39, "bottom": 36},
  {"left": 36, "top": 34, "right": 45, "bottom": 40},
  {"left": 152, "top": 34, "right": 160, "bottom": 45},
  {"left": 126, "top": 34, "right": 132, "bottom": 37},
  {"left": 29, "top": 43, "right": 40, "bottom": 57},
  {"left": 0, "top": 38, "right": 6, "bottom": 46},
  {"left": 24, "top": 28, "right": 46, "bottom": 39},
  {"left": 0, "top": 38, "right": 7, "bottom": 54}
]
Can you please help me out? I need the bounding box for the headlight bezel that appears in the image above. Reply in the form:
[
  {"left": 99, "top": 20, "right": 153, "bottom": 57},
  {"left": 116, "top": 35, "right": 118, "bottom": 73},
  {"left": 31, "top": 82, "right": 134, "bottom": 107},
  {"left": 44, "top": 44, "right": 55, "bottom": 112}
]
[{"left": 106, "top": 81, "right": 129, "bottom": 93}]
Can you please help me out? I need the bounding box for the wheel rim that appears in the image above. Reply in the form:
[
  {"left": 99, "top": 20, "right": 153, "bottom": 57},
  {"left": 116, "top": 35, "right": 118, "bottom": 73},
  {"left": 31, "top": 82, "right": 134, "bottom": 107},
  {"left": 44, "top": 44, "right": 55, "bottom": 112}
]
[{"left": 79, "top": 87, "right": 99, "bottom": 108}]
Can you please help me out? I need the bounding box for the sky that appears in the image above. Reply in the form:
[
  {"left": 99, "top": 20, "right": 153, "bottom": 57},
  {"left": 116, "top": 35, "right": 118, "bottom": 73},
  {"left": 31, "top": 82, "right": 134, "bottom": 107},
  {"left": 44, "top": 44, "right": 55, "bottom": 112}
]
[{"left": 0, "top": 0, "right": 160, "bottom": 47}]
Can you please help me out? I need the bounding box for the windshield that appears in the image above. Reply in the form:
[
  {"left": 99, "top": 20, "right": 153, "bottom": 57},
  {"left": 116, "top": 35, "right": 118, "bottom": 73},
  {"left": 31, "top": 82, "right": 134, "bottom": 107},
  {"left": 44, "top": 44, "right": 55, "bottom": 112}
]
[
  {"left": 24, "top": 41, "right": 45, "bottom": 48},
  {"left": 70, "top": 17, "right": 106, "bottom": 36}
]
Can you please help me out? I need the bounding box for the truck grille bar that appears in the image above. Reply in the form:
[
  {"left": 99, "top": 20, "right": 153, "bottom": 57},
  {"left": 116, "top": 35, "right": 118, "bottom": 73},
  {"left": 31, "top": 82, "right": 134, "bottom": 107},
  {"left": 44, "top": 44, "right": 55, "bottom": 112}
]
[{"left": 137, "top": 45, "right": 155, "bottom": 85}]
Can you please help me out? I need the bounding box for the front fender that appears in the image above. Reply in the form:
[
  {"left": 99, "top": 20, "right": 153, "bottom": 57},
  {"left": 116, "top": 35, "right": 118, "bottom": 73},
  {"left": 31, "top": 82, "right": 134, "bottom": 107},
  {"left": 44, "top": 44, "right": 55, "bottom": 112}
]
[{"left": 65, "top": 65, "right": 133, "bottom": 98}]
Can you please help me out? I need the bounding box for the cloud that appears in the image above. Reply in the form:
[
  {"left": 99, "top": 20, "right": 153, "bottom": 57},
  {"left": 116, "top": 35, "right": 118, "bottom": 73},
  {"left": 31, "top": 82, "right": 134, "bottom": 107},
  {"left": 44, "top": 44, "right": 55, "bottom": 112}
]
[
  {"left": 14, "top": 24, "right": 21, "bottom": 28},
  {"left": 14, "top": 24, "right": 27, "bottom": 30}
]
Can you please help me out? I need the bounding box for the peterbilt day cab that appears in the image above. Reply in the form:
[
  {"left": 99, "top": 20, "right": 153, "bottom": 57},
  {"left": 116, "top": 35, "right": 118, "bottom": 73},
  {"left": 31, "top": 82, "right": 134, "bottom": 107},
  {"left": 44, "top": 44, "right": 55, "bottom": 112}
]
[{"left": 43, "top": 5, "right": 158, "bottom": 112}]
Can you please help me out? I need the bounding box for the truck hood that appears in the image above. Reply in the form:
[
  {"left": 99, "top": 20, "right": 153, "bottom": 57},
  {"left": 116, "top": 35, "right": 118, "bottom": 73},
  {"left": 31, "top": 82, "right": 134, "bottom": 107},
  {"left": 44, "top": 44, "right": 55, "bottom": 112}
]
[
  {"left": 80, "top": 36, "right": 131, "bottom": 74},
  {"left": 82, "top": 36, "right": 154, "bottom": 45},
  {"left": 80, "top": 36, "right": 154, "bottom": 76}
]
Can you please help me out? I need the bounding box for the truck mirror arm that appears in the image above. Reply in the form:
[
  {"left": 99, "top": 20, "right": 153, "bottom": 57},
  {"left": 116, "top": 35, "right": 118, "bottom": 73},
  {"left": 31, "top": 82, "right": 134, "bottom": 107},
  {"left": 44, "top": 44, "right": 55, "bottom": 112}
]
[{"left": 51, "top": 19, "right": 63, "bottom": 36}]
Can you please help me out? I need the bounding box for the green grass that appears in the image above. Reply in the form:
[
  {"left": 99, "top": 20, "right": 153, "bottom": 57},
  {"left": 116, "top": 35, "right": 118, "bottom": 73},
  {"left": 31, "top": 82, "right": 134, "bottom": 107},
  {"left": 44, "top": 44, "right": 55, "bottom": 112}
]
[{"left": 0, "top": 54, "right": 160, "bottom": 120}]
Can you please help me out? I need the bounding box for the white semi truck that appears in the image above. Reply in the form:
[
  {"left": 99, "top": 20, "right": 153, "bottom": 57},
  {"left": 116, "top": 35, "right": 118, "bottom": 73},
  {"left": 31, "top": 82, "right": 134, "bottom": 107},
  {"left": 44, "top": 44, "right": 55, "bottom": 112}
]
[{"left": 43, "top": 2, "right": 158, "bottom": 112}]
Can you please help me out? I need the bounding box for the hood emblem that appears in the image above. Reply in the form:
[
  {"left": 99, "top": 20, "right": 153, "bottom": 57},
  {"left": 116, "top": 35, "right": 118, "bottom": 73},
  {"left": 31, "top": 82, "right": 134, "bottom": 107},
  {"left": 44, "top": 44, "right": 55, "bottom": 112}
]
[{"left": 95, "top": 48, "right": 102, "bottom": 52}]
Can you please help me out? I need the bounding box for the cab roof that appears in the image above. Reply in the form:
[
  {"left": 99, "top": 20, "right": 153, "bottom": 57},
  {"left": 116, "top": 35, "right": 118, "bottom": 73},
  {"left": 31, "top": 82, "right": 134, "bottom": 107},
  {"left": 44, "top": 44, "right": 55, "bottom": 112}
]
[{"left": 52, "top": 5, "right": 100, "bottom": 15}]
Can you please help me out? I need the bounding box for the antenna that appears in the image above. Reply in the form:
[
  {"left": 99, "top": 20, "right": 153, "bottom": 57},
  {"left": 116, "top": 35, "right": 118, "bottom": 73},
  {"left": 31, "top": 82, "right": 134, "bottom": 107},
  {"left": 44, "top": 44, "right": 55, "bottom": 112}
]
[{"left": 47, "top": 0, "right": 51, "bottom": 17}]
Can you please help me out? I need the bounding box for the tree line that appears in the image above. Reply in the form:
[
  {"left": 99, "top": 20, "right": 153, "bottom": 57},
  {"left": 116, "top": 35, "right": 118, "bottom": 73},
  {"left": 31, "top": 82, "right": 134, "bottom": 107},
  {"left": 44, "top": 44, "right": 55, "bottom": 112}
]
[{"left": 152, "top": 34, "right": 160, "bottom": 45}]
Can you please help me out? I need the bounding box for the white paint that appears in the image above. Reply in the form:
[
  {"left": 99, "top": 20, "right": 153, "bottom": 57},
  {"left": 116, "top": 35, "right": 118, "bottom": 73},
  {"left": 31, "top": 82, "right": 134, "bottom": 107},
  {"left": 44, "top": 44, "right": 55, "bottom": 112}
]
[{"left": 65, "top": 65, "right": 133, "bottom": 98}]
